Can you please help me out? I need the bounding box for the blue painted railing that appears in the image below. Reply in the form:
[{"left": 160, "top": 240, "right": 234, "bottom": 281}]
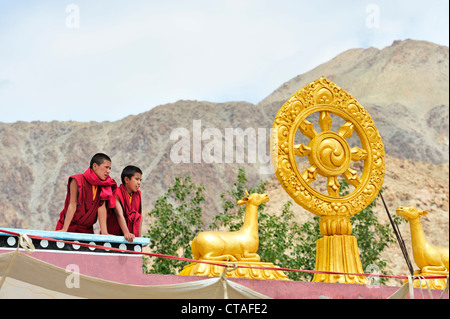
[{"left": 0, "top": 227, "right": 150, "bottom": 254}]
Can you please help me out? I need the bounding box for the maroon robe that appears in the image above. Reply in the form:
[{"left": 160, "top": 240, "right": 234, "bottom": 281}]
[
  {"left": 107, "top": 184, "right": 142, "bottom": 236},
  {"left": 56, "top": 169, "right": 117, "bottom": 234}
]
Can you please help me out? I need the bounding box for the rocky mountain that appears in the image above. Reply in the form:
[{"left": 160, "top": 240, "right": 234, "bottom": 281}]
[{"left": 0, "top": 40, "right": 448, "bottom": 283}]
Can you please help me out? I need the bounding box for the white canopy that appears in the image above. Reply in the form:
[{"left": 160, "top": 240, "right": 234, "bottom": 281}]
[{"left": 0, "top": 251, "right": 271, "bottom": 299}]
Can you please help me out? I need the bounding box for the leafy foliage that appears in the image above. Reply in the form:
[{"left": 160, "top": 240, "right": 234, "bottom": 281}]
[
  {"left": 143, "top": 175, "right": 205, "bottom": 275},
  {"left": 208, "top": 168, "right": 266, "bottom": 232}
]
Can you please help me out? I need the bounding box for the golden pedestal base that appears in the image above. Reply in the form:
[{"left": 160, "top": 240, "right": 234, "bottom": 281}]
[
  {"left": 313, "top": 235, "right": 368, "bottom": 285},
  {"left": 179, "top": 261, "right": 289, "bottom": 280},
  {"left": 407, "top": 269, "right": 448, "bottom": 290}
]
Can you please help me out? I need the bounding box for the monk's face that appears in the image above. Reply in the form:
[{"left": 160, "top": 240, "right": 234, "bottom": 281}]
[
  {"left": 92, "top": 160, "right": 112, "bottom": 181},
  {"left": 125, "top": 173, "right": 142, "bottom": 193}
]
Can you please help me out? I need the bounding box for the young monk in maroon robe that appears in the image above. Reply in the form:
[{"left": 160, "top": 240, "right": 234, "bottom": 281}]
[
  {"left": 56, "top": 153, "right": 117, "bottom": 234},
  {"left": 106, "top": 165, "right": 143, "bottom": 243}
]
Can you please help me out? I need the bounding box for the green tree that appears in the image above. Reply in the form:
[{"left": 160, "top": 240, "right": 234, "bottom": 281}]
[
  {"left": 208, "top": 168, "right": 266, "bottom": 231},
  {"left": 143, "top": 174, "right": 205, "bottom": 275}
]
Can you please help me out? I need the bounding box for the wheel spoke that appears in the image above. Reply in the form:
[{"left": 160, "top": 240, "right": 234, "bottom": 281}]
[
  {"left": 327, "top": 176, "right": 340, "bottom": 197},
  {"left": 350, "top": 146, "right": 368, "bottom": 161},
  {"left": 342, "top": 168, "right": 361, "bottom": 188},
  {"left": 319, "top": 111, "right": 332, "bottom": 132},
  {"left": 299, "top": 119, "right": 317, "bottom": 140},
  {"left": 302, "top": 165, "right": 317, "bottom": 184},
  {"left": 338, "top": 121, "right": 354, "bottom": 139},
  {"left": 294, "top": 143, "right": 311, "bottom": 157}
]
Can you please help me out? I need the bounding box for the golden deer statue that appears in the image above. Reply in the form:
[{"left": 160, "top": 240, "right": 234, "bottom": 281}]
[
  {"left": 179, "top": 191, "right": 287, "bottom": 280},
  {"left": 191, "top": 190, "right": 269, "bottom": 262},
  {"left": 396, "top": 206, "right": 449, "bottom": 289}
]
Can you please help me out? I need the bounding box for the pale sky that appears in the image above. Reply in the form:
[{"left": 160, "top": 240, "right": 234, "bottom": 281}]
[{"left": 0, "top": 0, "right": 448, "bottom": 123}]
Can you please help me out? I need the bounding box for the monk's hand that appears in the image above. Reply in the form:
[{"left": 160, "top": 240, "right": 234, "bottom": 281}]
[{"left": 124, "top": 232, "right": 135, "bottom": 243}]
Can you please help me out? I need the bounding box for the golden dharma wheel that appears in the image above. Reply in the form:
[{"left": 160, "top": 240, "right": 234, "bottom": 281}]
[{"left": 271, "top": 77, "right": 385, "bottom": 218}]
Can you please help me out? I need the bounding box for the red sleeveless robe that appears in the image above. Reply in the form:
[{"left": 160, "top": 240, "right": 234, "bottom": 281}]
[
  {"left": 107, "top": 184, "right": 142, "bottom": 236},
  {"left": 56, "top": 169, "right": 117, "bottom": 233}
]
